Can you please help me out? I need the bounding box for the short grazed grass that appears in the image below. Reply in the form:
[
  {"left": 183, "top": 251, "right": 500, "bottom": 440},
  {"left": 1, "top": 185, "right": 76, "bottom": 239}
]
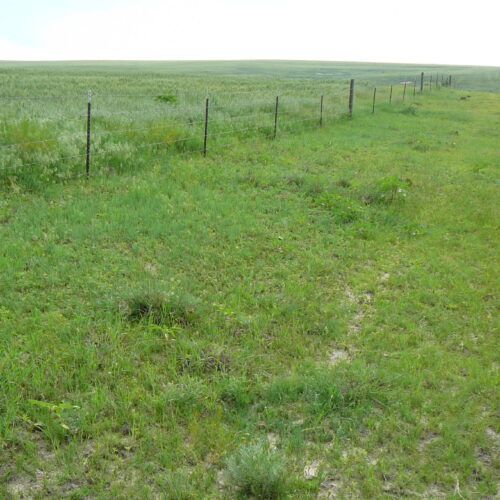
[{"left": 0, "top": 63, "right": 499, "bottom": 497}]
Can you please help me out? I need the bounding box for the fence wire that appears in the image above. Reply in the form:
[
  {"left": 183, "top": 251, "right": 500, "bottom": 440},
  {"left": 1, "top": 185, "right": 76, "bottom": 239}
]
[{"left": 0, "top": 74, "right": 449, "bottom": 176}]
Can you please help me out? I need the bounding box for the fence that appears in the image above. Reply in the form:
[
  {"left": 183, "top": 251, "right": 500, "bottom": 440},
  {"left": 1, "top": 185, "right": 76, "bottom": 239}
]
[{"left": 0, "top": 72, "right": 453, "bottom": 180}]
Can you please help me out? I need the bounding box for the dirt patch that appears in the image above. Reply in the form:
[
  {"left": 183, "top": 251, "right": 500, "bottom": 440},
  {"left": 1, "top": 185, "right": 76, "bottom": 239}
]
[
  {"left": 318, "top": 478, "right": 342, "bottom": 498},
  {"left": 267, "top": 433, "right": 279, "bottom": 452},
  {"left": 303, "top": 460, "right": 320, "bottom": 480},
  {"left": 328, "top": 349, "right": 350, "bottom": 366},
  {"left": 418, "top": 432, "right": 439, "bottom": 452},
  {"left": 7, "top": 469, "right": 46, "bottom": 497},
  {"left": 344, "top": 287, "right": 374, "bottom": 335}
]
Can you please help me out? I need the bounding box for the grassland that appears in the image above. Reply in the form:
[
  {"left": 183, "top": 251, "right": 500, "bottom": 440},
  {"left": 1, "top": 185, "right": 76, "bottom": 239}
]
[{"left": 0, "top": 62, "right": 499, "bottom": 498}]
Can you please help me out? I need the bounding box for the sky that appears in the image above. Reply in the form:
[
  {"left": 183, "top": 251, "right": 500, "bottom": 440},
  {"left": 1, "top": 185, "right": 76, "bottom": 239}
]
[{"left": 0, "top": 0, "right": 499, "bottom": 65}]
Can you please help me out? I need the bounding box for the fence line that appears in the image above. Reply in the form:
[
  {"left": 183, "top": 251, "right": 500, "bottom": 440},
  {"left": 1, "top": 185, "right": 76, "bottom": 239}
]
[{"left": 0, "top": 73, "right": 446, "bottom": 178}]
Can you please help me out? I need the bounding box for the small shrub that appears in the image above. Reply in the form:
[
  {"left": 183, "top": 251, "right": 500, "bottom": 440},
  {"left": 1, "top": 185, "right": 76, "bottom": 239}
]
[
  {"left": 124, "top": 290, "right": 200, "bottom": 327},
  {"left": 225, "top": 442, "right": 288, "bottom": 498}
]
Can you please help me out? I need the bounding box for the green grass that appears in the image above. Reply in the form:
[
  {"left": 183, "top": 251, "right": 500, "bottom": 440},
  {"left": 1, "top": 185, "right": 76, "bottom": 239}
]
[{"left": 0, "top": 62, "right": 499, "bottom": 498}]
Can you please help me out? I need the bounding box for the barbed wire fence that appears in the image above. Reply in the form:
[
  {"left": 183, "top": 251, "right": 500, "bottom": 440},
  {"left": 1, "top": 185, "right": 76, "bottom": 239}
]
[{"left": 0, "top": 72, "right": 454, "bottom": 180}]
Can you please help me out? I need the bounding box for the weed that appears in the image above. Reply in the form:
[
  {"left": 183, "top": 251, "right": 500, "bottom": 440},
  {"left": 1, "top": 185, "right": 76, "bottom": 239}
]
[{"left": 25, "top": 400, "right": 80, "bottom": 442}]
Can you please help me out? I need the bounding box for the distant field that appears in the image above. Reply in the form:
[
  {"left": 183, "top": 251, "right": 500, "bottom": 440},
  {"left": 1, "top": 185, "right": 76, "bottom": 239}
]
[
  {"left": 1, "top": 60, "right": 499, "bottom": 91},
  {"left": 0, "top": 62, "right": 499, "bottom": 498}
]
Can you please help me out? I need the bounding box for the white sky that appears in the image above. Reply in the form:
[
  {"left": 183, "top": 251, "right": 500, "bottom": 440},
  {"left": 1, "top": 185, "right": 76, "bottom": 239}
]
[{"left": 1, "top": 0, "right": 499, "bottom": 65}]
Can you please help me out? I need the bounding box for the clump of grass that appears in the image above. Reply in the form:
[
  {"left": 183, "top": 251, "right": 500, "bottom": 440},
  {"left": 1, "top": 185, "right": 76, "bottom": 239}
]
[
  {"left": 336, "top": 178, "right": 352, "bottom": 188},
  {"left": 361, "top": 175, "right": 411, "bottom": 205},
  {"left": 225, "top": 442, "right": 288, "bottom": 498},
  {"left": 303, "top": 179, "right": 325, "bottom": 197},
  {"left": 283, "top": 172, "right": 305, "bottom": 187},
  {"left": 111, "top": 122, "right": 203, "bottom": 154},
  {"left": 1, "top": 120, "right": 57, "bottom": 155},
  {"left": 155, "top": 93, "right": 178, "bottom": 104},
  {"left": 314, "top": 192, "right": 365, "bottom": 224},
  {"left": 401, "top": 105, "right": 418, "bottom": 115},
  {"left": 412, "top": 141, "right": 431, "bottom": 152},
  {"left": 124, "top": 289, "right": 200, "bottom": 327},
  {"left": 219, "top": 377, "right": 254, "bottom": 409},
  {"left": 179, "top": 349, "right": 231, "bottom": 375}
]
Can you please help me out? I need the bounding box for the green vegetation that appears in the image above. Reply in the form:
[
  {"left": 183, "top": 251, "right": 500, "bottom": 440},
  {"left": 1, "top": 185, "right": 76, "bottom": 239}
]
[{"left": 0, "top": 61, "right": 498, "bottom": 497}]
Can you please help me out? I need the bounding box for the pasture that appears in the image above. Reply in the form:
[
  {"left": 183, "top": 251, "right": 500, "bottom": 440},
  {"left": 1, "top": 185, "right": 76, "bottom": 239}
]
[{"left": 0, "top": 61, "right": 499, "bottom": 498}]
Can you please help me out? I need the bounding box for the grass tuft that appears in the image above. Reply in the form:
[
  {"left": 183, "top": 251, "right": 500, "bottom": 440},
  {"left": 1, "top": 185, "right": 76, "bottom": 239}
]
[
  {"left": 225, "top": 442, "right": 288, "bottom": 498},
  {"left": 124, "top": 289, "right": 201, "bottom": 327},
  {"left": 314, "top": 192, "right": 365, "bottom": 224},
  {"left": 361, "top": 175, "right": 411, "bottom": 205},
  {"left": 400, "top": 104, "right": 418, "bottom": 115}
]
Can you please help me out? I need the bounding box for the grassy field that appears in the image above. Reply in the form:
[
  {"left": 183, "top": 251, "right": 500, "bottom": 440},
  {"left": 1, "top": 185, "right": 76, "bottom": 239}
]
[{"left": 0, "top": 62, "right": 499, "bottom": 498}]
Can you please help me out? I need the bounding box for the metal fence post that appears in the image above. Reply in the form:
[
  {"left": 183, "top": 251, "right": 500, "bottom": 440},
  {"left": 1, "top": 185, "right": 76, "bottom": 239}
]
[
  {"left": 273, "top": 96, "right": 279, "bottom": 139},
  {"left": 320, "top": 94, "right": 324, "bottom": 127},
  {"left": 389, "top": 85, "right": 393, "bottom": 103},
  {"left": 420, "top": 72, "right": 424, "bottom": 93},
  {"left": 348, "top": 79, "right": 355, "bottom": 118},
  {"left": 85, "top": 90, "right": 92, "bottom": 177},
  {"left": 372, "top": 87, "right": 377, "bottom": 114},
  {"left": 203, "top": 97, "right": 209, "bottom": 157},
  {"left": 413, "top": 78, "right": 416, "bottom": 97},
  {"left": 403, "top": 82, "right": 407, "bottom": 101}
]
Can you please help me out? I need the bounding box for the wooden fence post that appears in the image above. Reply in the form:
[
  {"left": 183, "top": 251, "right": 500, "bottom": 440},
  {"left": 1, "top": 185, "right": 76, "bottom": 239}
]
[
  {"left": 389, "top": 85, "right": 393, "bottom": 103},
  {"left": 372, "top": 87, "right": 377, "bottom": 113},
  {"left": 403, "top": 82, "right": 407, "bottom": 101},
  {"left": 420, "top": 72, "right": 424, "bottom": 93}
]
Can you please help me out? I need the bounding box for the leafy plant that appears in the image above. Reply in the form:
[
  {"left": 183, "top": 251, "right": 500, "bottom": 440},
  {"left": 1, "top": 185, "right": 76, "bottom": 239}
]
[{"left": 27, "top": 400, "right": 80, "bottom": 438}]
